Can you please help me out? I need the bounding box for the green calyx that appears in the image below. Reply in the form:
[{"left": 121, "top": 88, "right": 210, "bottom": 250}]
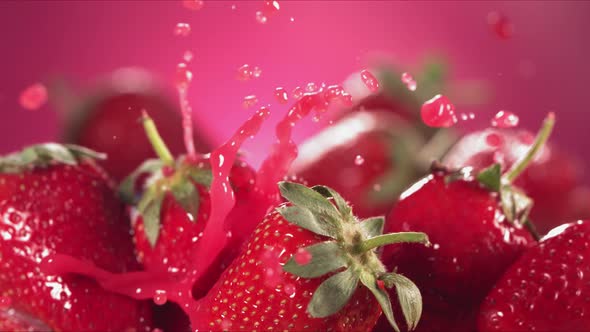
[
  {"left": 278, "top": 181, "right": 430, "bottom": 332},
  {"left": 118, "top": 112, "right": 211, "bottom": 247},
  {"left": 474, "top": 113, "right": 555, "bottom": 239},
  {"left": 0, "top": 143, "right": 105, "bottom": 173}
]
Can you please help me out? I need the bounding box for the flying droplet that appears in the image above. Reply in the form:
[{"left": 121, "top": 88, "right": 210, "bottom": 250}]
[
  {"left": 19, "top": 83, "right": 48, "bottom": 111},
  {"left": 401, "top": 72, "right": 417, "bottom": 91},
  {"left": 183, "top": 50, "right": 194, "bottom": 63},
  {"left": 354, "top": 155, "right": 365, "bottom": 166},
  {"left": 255, "top": 11, "right": 268, "bottom": 24},
  {"left": 421, "top": 94, "right": 457, "bottom": 128},
  {"left": 491, "top": 110, "right": 519, "bottom": 128},
  {"left": 176, "top": 63, "right": 193, "bottom": 88},
  {"left": 174, "top": 23, "right": 191, "bottom": 37},
  {"left": 251, "top": 66, "right": 262, "bottom": 78},
  {"left": 360, "top": 70, "right": 380, "bottom": 93},
  {"left": 292, "top": 86, "right": 303, "bottom": 100},
  {"left": 153, "top": 290, "right": 168, "bottom": 306},
  {"left": 242, "top": 95, "right": 258, "bottom": 109},
  {"left": 487, "top": 11, "right": 514, "bottom": 40},
  {"left": 183, "top": 0, "right": 204, "bottom": 11},
  {"left": 274, "top": 87, "right": 288, "bottom": 104}
]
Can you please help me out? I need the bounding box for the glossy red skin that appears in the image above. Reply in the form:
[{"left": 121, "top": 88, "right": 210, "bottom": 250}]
[
  {"left": 71, "top": 92, "right": 211, "bottom": 181},
  {"left": 478, "top": 220, "right": 590, "bottom": 332},
  {"left": 443, "top": 128, "right": 587, "bottom": 235},
  {"left": 378, "top": 173, "right": 534, "bottom": 331},
  {"left": 195, "top": 205, "right": 381, "bottom": 331},
  {"left": 0, "top": 161, "right": 151, "bottom": 331}
]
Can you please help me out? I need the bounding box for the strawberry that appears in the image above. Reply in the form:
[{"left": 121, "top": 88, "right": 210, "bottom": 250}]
[
  {"left": 194, "top": 181, "right": 429, "bottom": 332},
  {"left": 293, "top": 61, "right": 457, "bottom": 219},
  {"left": 443, "top": 127, "right": 589, "bottom": 235},
  {"left": 119, "top": 113, "right": 256, "bottom": 297},
  {"left": 58, "top": 68, "right": 211, "bottom": 181},
  {"left": 0, "top": 143, "right": 151, "bottom": 331},
  {"left": 378, "top": 114, "right": 556, "bottom": 331},
  {"left": 478, "top": 220, "right": 590, "bottom": 332}
]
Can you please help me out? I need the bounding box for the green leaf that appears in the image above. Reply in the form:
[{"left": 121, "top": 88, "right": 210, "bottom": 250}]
[
  {"left": 34, "top": 143, "right": 77, "bottom": 165},
  {"left": 360, "top": 217, "right": 385, "bottom": 239},
  {"left": 381, "top": 273, "right": 423, "bottom": 331},
  {"left": 477, "top": 163, "right": 502, "bottom": 192},
  {"left": 171, "top": 180, "right": 200, "bottom": 220},
  {"left": 119, "top": 159, "right": 164, "bottom": 205},
  {"left": 362, "top": 232, "right": 430, "bottom": 252},
  {"left": 138, "top": 187, "right": 165, "bottom": 247},
  {"left": 185, "top": 166, "right": 213, "bottom": 187},
  {"left": 360, "top": 272, "right": 400, "bottom": 332},
  {"left": 278, "top": 181, "right": 341, "bottom": 221},
  {"left": 311, "top": 185, "right": 351, "bottom": 217},
  {"left": 283, "top": 241, "right": 346, "bottom": 278},
  {"left": 307, "top": 269, "right": 359, "bottom": 318},
  {"left": 63, "top": 144, "right": 107, "bottom": 160},
  {"left": 277, "top": 205, "right": 337, "bottom": 239}
]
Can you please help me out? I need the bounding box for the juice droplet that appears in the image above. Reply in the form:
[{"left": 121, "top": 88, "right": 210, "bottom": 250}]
[
  {"left": 360, "top": 70, "right": 380, "bottom": 93},
  {"left": 421, "top": 94, "right": 457, "bottom": 128},
  {"left": 237, "top": 64, "right": 252, "bottom": 81},
  {"left": 354, "top": 155, "right": 365, "bottom": 166},
  {"left": 485, "top": 132, "right": 504, "bottom": 148},
  {"left": 153, "top": 290, "right": 168, "bottom": 306},
  {"left": 0, "top": 296, "right": 11, "bottom": 308},
  {"left": 231, "top": 4, "right": 237, "bottom": 10},
  {"left": 263, "top": 1, "right": 280, "bottom": 15},
  {"left": 175, "top": 63, "right": 196, "bottom": 158},
  {"left": 19, "top": 83, "right": 48, "bottom": 111},
  {"left": 487, "top": 11, "right": 514, "bottom": 39},
  {"left": 274, "top": 87, "right": 289, "bottom": 104},
  {"left": 183, "top": 50, "right": 194, "bottom": 63},
  {"left": 251, "top": 66, "right": 262, "bottom": 78},
  {"left": 176, "top": 63, "right": 193, "bottom": 88},
  {"left": 174, "top": 23, "right": 191, "bottom": 37},
  {"left": 182, "top": 0, "right": 204, "bottom": 11},
  {"left": 242, "top": 95, "right": 258, "bottom": 109},
  {"left": 305, "top": 82, "right": 318, "bottom": 93},
  {"left": 401, "top": 72, "right": 417, "bottom": 91},
  {"left": 292, "top": 86, "right": 303, "bottom": 100},
  {"left": 255, "top": 11, "right": 268, "bottom": 24},
  {"left": 294, "top": 248, "right": 312, "bottom": 265},
  {"left": 284, "top": 283, "right": 296, "bottom": 297},
  {"left": 290, "top": 17, "right": 295, "bottom": 23},
  {"left": 491, "top": 110, "right": 519, "bottom": 128},
  {"left": 459, "top": 112, "right": 475, "bottom": 121}
]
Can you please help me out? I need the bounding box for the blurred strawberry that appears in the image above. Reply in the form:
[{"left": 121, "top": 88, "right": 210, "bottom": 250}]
[
  {"left": 293, "top": 61, "right": 456, "bottom": 218},
  {"left": 443, "top": 127, "right": 589, "bottom": 235},
  {"left": 54, "top": 68, "right": 211, "bottom": 181},
  {"left": 0, "top": 143, "right": 151, "bottom": 331}
]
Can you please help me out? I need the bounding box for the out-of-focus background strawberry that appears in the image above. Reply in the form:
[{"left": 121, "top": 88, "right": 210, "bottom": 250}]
[{"left": 0, "top": 1, "right": 588, "bottom": 181}]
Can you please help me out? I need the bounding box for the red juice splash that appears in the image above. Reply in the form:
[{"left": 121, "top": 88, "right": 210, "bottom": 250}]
[
  {"left": 19, "top": 83, "right": 47, "bottom": 111},
  {"left": 176, "top": 63, "right": 197, "bottom": 160},
  {"left": 274, "top": 87, "right": 289, "bottom": 104},
  {"left": 292, "top": 86, "right": 303, "bottom": 100},
  {"left": 256, "top": 1, "right": 280, "bottom": 24},
  {"left": 491, "top": 110, "right": 519, "bottom": 128},
  {"left": 420, "top": 94, "right": 457, "bottom": 128},
  {"left": 360, "top": 69, "right": 380, "bottom": 93}
]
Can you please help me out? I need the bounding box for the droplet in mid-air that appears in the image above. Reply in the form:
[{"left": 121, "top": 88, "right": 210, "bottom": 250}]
[
  {"left": 176, "top": 63, "right": 193, "bottom": 88},
  {"left": 182, "top": 0, "right": 204, "bottom": 11},
  {"left": 19, "top": 83, "right": 48, "bottom": 111},
  {"left": 360, "top": 69, "right": 380, "bottom": 93},
  {"left": 292, "top": 86, "right": 303, "bottom": 100},
  {"left": 242, "top": 95, "right": 258, "bottom": 109},
  {"left": 354, "top": 155, "right": 365, "bottom": 166},
  {"left": 420, "top": 94, "right": 457, "bottom": 128},
  {"left": 487, "top": 11, "right": 514, "bottom": 40},
  {"left": 491, "top": 110, "right": 519, "bottom": 128},
  {"left": 174, "top": 23, "right": 191, "bottom": 37},
  {"left": 401, "top": 72, "right": 417, "bottom": 91},
  {"left": 183, "top": 50, "right": 194, "bottom": 63},
  {"left": 274, "top": 87, "right": 288, "bottom": 104}
]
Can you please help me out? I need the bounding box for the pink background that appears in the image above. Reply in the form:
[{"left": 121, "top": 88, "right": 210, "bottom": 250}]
[{"left": 1, "top": 1, "right": 589, "bottom": 179}]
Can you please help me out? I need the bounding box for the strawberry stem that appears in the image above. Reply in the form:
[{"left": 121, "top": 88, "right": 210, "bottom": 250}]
[
  {"left": 360, "top": 232, "right": 430, "bottom": 252},
  {"left": 142, "top": 111, "right": 175, "bottom": 166},
  {"left": 503, "top": 113, "right": 555, "bottom": 183}
]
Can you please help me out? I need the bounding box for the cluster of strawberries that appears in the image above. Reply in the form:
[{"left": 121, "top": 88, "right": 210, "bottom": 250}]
[{"left": 1, "top": 66, "right": 588, "bottom": 332}]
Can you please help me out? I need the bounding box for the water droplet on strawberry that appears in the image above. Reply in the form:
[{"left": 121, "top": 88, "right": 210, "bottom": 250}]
[
  {"left": 274, "top": 87, "right": 288, "bottom": 104},
  {"left": 491, "top": 110, "right": 519, "bottom": 128},
  {"left": 255, "top": 11, "right": 268, "bottom": 24},
  {"left": 401, "top": 72, "right": 417, "bottom": 91},
  {"left": 174, "top": 23, "right": 191, "bottom": 37},
  {"left": 485, "top": 133, "right": 504, "bottom": 148},
  {"left": 182, "top": 0, "right": 204, "bottom": 11},
  {"left": 421, "top": 94, "right": 457, "bottom": 128},
  {"left": 294, "top": 248, "right": 312, "bottom": 265},
  {"left": 292, "top": 86, "right": 303, "bottom": 100},
  {"left": 284, "top": 283, "right": 296, "bottom": 297},
  {"left": 354, "top": 155, "right": 365, "bottom": 166},
  {"left": 153, "top": 290, "right": 168, "bottom": 306},
  {"left": 360, "top": 70, "right": 380, "bottom": 93},
  {"left": 487, "top": 11, "right": 514, "bottom": 39},
  {"left": 19, "top": 83, "right": 48, "bottom": 111},
  {"left": 242, "top": 95, "right": 258, "bottom": 109}
]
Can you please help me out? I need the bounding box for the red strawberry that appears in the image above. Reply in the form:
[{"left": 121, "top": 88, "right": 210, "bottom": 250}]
[
  {"left": 119, "top": 114, "right": 256, "bottom": 297},
  {"left": 378, "top": 114, "right": 556, "bottom": 331},
  {"left": 58, "top": 68, "right": 211, "bottom": 181},
  {"left": 293, "top": 61, "right": 457, "bottom": 219},
  {"left": 478, "top": 220, "right": 590, "bottom": 332},
  {"left": 0, "top": 143, "right": 151, "bottom": 331},
  {"left": 193, "top": 181, "right": 429, "bottom": 332},
  {"left": 443, "top": 127, "right": 588, "bottom": 235}
]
